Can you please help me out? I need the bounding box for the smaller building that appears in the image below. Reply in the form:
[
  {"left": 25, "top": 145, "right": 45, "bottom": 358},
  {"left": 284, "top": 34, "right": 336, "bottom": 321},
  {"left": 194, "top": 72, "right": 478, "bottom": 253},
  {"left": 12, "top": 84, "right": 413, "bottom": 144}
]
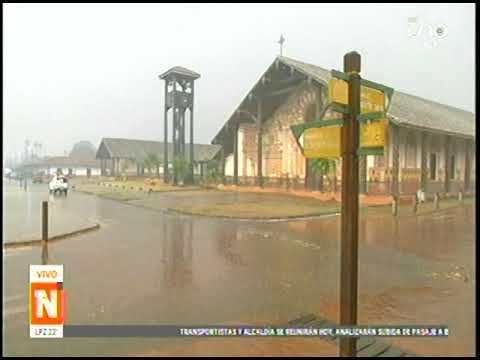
[
  {"left": 96, "top": 137, "right": 222, "bottom": 178},
  {"left": 16, "top": 141, "right": 101, "bottom": 177}
]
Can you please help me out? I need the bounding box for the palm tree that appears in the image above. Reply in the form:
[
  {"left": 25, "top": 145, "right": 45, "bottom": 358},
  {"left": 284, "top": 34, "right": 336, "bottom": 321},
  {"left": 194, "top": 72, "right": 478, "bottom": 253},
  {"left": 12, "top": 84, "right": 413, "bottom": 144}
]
[
  {"left": 206, "top": 159, "right": 220, "bottom": 182},
  {"left": 142, "top": 156, "right": 152, "bottom": 175},
  {"left": 172, "top": 156, "right": 189, "bottom": 185},
  {"left": 121, "top": 159, "right": 131, "bottom": 176},
  {"left": 143, "top": 153, "right": 161, "bottom": 177},
  {"left": 310, "top": 158, "right": 338, "bottom": 192}
]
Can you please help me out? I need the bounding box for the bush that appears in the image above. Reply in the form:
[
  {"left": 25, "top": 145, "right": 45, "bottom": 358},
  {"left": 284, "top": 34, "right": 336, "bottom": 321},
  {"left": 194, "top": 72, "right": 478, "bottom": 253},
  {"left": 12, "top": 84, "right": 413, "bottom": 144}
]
[{"left": 206, "top": 160, "right": 221, "bottom": 182}]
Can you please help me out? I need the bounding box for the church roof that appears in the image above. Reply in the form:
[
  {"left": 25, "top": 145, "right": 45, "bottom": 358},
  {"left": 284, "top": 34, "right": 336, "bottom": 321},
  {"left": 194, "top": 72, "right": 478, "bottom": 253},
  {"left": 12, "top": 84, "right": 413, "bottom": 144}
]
[
  {"left": 279, "top": 56, "right": 475, "bottom": 138},
  {"left": 212, "top": 56, "right": 475, "bottom": 146}
]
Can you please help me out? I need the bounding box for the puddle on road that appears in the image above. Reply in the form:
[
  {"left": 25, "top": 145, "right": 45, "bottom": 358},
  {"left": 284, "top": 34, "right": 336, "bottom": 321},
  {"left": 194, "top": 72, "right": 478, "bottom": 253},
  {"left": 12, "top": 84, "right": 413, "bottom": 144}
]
[{"left": 3, "top": 188, "right": 475, "bottom": 356}]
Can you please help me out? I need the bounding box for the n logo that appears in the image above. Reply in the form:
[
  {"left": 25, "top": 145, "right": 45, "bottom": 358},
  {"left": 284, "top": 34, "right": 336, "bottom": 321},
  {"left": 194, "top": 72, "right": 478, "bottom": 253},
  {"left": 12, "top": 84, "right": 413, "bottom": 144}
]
[{"left": 29, "top": 265, "right": 65, "bottom": 329}]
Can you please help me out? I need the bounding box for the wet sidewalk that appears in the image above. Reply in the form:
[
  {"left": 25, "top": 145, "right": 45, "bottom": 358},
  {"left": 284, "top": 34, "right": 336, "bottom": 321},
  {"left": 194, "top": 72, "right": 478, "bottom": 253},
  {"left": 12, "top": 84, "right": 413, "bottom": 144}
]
[{"left": 3, "top": 182, "right": 100, "bottom": 244}]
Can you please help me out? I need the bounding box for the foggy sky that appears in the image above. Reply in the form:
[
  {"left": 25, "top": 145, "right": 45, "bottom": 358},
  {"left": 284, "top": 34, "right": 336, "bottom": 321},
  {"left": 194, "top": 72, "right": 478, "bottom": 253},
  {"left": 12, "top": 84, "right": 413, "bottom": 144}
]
[{"left": 3, "top": 3, "right": 475, "bottom": 159}]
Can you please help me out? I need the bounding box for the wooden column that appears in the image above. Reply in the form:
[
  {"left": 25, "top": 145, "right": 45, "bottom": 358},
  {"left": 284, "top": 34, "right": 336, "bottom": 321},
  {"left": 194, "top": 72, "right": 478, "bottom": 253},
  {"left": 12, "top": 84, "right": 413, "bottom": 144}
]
[
  {"left": 444, "top": 135, "right": 450, "bottom": 194},
  {"left": 190, "top": 81, "right": 195, "bottom": 181},
  {"left": 256, "top": 99, "right": 263, "bottom": 188},
  {"left": 420, "top": 132, "right": 428, "bottom": 191},
  {"left": 172, "top": 107, "right": 177, "bottom": 185},
  {"left": 359, "top": 155, "right": 367, "bottom": 194},
  {"left": 164, "top": 80, "right": 169, "bottom": 183},
  {"left": 391, "top": 124, "right": 400, "bottom": 196},
  {"left": 464, "top": 138, "right": 471, "bottom": 192},
  {"left": 180, "top": 108, "right": 186, "bottom": 158},
  {"left": 111, "top": 158, "right": 115, "bottom": 176},
  {"left": 233, "top": 121, "right": 239, "bottom": 185},
  {"left": 221, "top": 146, "right": 226, "bottom": 184},
  {"left": 172, "top": 77, "right": 178, "bottom": 185}
]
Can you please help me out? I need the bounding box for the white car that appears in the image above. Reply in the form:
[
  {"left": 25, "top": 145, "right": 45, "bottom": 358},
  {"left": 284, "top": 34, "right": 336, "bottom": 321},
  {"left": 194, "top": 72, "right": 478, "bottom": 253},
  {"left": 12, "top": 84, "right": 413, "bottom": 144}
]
[{"left": 49, "top": 175, "right": 69, "bottom": 196}]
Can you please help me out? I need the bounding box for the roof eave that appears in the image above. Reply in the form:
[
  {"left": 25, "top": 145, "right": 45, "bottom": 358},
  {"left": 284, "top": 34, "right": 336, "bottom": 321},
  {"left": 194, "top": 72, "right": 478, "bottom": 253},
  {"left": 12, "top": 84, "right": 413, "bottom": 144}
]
[{"left": 388, "top": 116, "right": 475, "bottom": 140}]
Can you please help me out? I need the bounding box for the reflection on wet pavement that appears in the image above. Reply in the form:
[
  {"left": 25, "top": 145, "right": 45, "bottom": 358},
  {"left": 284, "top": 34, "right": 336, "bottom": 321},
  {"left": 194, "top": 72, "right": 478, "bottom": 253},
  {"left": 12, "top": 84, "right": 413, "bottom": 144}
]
[
  {"left": 3, "top": 187, "right": 475, "bottom": 356},
  {"left": 3, "top": 183, "right": 99, "bottom": 243}
]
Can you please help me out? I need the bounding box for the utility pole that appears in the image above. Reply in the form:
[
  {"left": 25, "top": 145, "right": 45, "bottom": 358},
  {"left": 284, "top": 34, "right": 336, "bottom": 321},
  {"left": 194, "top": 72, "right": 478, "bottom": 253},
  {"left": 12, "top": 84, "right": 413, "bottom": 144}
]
[{"left": 339, "top": 51, "right": 361, "bottom": 357}]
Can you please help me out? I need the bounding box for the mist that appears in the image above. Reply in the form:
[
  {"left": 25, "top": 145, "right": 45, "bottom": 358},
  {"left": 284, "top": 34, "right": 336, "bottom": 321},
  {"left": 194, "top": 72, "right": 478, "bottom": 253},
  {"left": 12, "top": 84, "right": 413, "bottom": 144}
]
[{"left": 3, "top": 3, "right": 475, "bottom": 160}]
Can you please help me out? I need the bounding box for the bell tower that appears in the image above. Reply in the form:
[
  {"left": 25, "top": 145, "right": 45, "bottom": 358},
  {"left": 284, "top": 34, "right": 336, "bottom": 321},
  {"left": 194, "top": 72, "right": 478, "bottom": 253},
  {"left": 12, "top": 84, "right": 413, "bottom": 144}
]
[{"left": 159, "top": 66, "right": 200, "bottom": 184}]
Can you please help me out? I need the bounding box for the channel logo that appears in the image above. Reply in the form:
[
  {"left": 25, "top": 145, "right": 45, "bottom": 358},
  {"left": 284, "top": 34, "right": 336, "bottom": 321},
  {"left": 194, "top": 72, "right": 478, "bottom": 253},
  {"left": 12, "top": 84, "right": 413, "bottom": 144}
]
[{"left": 29, "top": 265, "right": 65, "bottom": 338}]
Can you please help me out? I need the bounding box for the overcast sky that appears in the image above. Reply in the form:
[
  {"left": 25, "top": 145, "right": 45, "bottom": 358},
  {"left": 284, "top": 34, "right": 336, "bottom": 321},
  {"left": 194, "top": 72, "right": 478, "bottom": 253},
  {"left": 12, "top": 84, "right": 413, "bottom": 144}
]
[{"left": 3, "top": 3, "right": 475, "bottom": 160}]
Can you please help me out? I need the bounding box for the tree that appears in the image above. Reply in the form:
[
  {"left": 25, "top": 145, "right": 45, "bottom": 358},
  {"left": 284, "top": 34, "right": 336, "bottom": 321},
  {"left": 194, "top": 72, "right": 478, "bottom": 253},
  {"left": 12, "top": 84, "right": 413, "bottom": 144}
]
[
  {"left": 143, "top": 153, "right": 161, "bottom": 177},
  {"left": 172, "top": 156, "right": 189, "bottom": 185},
  {"left": 310, "top": 158, "right": 338, "bottom": 191},
  {"left": 205, "top": 159, "right": 221, "bottom": 183},
  {"left": 121, "top": 159, "right": 131, "bottom": 176}
]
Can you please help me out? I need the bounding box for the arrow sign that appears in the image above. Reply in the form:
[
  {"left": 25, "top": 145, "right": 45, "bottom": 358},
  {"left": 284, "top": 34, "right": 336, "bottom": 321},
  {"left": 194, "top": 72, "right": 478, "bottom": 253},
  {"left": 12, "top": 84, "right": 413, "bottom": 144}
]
[
  {"left": 292, "top": 119, "right": 388, "bottom": 158},
  {"left": 291, "top": 119, "right": 343, "bottom": 159},
  {"left": 329, "top": 78, "right": 387, "bottom": 113}
]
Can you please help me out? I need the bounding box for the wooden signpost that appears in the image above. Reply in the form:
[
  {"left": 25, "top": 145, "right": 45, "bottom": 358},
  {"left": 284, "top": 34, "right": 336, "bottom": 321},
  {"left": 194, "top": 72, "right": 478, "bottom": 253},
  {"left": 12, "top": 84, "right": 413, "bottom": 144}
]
[
  {"left": 290, "top": 52, "right": 394, "bottom": 357},
  {"left": 291, "top": 73, "right": 392, "bottom": 159},
  {"left": 339, "top": 51, "right": 361, "bottom": 357}
]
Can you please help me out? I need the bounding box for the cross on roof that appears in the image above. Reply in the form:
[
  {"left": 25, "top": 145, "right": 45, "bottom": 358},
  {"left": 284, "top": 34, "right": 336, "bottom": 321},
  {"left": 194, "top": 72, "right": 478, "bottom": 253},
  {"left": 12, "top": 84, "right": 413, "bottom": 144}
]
[{"left": 278, "top": 34, "right": 285, "bottom": 56}]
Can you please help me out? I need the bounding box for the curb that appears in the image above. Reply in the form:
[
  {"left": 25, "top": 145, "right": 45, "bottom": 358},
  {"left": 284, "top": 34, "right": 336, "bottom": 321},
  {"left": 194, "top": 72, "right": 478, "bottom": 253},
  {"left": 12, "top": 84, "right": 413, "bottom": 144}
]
[
  {"left": 3, "top": 223, "right": 101, "bottom": 250},
  {"left": 164, "top": 208, "right": 342, "bottom": 222}
]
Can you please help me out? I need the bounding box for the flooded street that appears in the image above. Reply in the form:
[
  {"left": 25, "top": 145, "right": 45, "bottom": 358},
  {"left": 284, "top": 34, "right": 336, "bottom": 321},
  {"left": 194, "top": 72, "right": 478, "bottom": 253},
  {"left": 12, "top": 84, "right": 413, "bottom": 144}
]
[
  {"left": 3, "top": 187, "right": 475, "bottom": 356},
  {"left": 3, "top": 182, "right": 98, "bottom": 243}
]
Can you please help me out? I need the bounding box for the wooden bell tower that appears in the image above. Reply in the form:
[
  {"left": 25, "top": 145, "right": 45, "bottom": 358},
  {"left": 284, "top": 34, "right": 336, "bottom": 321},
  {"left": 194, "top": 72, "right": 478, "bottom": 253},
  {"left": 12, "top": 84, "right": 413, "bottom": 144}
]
[{"left": 159, "top": 66, "right": 200, "bottom": 184}]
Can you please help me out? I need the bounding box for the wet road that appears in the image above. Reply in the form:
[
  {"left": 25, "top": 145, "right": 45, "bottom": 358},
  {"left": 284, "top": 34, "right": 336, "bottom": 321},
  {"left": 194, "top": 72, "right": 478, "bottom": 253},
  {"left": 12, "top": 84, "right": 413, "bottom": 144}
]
[
  {"left": 3, "top": 182, "right": 98, "bottom": 243},
  {"left": 3, "top": 187, "right": 475, "bottom": 356}
]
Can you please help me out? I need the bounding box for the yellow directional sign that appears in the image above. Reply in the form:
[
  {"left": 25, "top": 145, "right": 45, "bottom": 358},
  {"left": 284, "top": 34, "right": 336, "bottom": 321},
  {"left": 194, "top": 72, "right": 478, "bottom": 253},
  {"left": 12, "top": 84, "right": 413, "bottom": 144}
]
[
  {"left": 299, "top": 120, "right": 387, "bottom": 159},
  {"left": 328, "top": 78, "right": 386, "bottom": 113},
  {"left": 302, "top": 126, "right": 341, "bottom": 158},
  {"left": 360, "top": 119, "right": 388, "bottom": 148}
]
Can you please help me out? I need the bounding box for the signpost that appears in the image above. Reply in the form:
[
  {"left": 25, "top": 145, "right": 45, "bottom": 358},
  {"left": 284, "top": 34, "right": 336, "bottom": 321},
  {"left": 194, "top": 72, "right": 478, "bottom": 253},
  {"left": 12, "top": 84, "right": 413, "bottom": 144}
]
[
  {"left": 291, "top": 63, "right": 393, "bottom": 160},
  {"left": 290, "top": 52, "right": 394, "bottom": 356},
  {"left": 339, "top": 51, "right": 361, "bottom": 357}
]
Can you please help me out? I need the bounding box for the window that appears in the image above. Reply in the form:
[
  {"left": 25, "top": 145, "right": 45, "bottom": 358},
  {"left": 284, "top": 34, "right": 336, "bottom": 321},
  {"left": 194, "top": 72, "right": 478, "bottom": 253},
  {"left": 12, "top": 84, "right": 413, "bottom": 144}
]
[
  {"left": 429, "top": 153, "right": 436, "bottom": 180},
  {"left": 449, "top": 155, "right": 456, "bottom": 180}
]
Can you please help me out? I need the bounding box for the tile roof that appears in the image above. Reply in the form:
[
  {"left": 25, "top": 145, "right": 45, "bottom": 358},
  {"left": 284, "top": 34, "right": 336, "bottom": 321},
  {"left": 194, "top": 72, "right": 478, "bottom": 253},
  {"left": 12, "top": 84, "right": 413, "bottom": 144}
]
[
  {"left": 159, "top": 66, "right": 201, "bottom": 80},
  {"left": 278, "top": 56, "right": 475, "bottom": 137},
  {"left": 97, "top": 138, "right": 221, "bottom": 162},
  {"left": 212, "top": 56, "right": 475, "bottom": 144}
]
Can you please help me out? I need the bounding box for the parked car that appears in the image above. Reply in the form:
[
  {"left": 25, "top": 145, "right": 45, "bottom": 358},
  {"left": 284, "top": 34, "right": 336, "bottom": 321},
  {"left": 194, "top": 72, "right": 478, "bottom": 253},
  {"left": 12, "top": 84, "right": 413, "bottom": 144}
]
[
  {"left": 49, "top": 175, "right": 69, "bottom": 195},
  {"left": 33, "top": 172, "right": 50, "bottom": 184}
]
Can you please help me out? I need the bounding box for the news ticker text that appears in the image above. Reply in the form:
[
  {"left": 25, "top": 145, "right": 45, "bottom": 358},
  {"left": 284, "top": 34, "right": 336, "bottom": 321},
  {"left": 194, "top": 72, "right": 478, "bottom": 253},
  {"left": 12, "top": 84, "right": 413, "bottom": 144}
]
[{"left": 29, "top": 325, "right": 450, "bottom": 338}]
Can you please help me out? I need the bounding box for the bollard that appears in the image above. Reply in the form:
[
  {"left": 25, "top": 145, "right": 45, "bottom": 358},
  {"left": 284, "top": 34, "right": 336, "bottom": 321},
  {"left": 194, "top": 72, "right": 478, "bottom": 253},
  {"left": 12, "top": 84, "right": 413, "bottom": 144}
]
[
  {"left": 433, "top": 193, "right": 440, "bottom": 210},
  {"left": 42, "top": 201, "right": 48, "bottom": 241},
  {"left": 458, "top": 191, "right": 464, "bottom": 205},
  {"left": 412, "top": 193, "right": 418, "bottom": 214},
  {"left": 392, "top": 195, "right": 398, "bottom": 216},
  {"left": 24, "top": 177, "right": 27, "bottom": 191},
  {"left": 41, "top": 241, "right": 49, "bottom": 265}
]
